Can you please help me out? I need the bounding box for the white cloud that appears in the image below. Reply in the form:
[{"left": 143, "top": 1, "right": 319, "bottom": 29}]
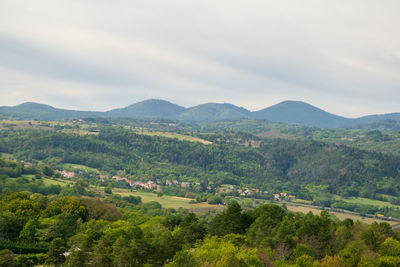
[{"left": 0, "top": 0, "right": 399, "bottom": 117}]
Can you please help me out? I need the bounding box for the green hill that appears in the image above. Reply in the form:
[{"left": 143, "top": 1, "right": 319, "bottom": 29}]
[
  {"left": 178, "top": 103, "right": 250, "bottom": 122},
  {"left": 106, "top": 99, "right": 185, "bottom": 118},
  {"left": 0, "top": 102, "right": 101, "bottom": 120},
  {"left": 252, "top": 100, "right": 352, "bottom": 128},
  {"left": 1, "top": 100, "right": 400, "bottom": 129}
]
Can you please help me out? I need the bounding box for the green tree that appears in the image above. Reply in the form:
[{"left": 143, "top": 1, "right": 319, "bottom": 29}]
[
  {"left": 320, "top": 255, "right": 347, "bottom": 267},
  {"left": 166, "top": 250, "right": 200, "bottom": 267},
  {"left": 296, "top": 254, "right": 315, "bottom": 267},
  {"left": 73, "top": 179, "right": 88, "bottom": 195},
  {"left": 65, "top": 249, "right": 87, "bottom": 267},
  {"left": 0, "top": 250, "right": 15, "bottom": 267},
  {"left": 178, "top": 213, "right": 206, "bottom": 246},
  {"left": 42, "top": 165, "right": 54, "bottom": 177},
  {"left": 46, "top": 237, "right": 66, "bottom": 266},
  {"left": 379, "top": 237, "right": 400, "bottom": 257},
  {"left": 19, "top": 218, "right": 39, "bottom": 242},
  {"left": 209, "top": 202, "right": 251, "bottom": 236},
  {"left": 104, "top": 185, "right": 112, "bottom": 194}
]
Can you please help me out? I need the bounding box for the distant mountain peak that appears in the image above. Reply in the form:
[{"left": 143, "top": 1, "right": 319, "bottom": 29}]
[
  {"left": 126, "top": 98, "right": 176, "bottom": 106},
  {"left": 178, "top": 102, "right": 250, "bottom": 122},
  {"left": 17, "top": 102, "right": 55, "bottom": 109},
  {"left": 253, "top": 100, "right": 349, "bottom": 128},
  {"left": 1, "top": 99, "right": 400, "bottom": 128},
  {"left": 107, "top": 98, "right": 185, "bottom": 118}
]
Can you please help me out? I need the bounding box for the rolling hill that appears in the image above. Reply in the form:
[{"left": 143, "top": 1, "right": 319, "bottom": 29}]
[
  {"left": 177, "top": 103, "right": 250, "bottom": 122},
  {"left": 105, "top": 99, "right": 185, "bottom": 119},
  {"left": 1, "top": 99, "right": 400, "bottom": 128},
  {"left": 252, "top": 100, "right": 352, "bottom": 128},
  {"left": 0, "top": 102, "right": 101, "bottom": 120}
]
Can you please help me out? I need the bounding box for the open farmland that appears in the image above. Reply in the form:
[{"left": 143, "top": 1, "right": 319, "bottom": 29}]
[
  {"left": 112, "top": 189, "right": 223, "bottom": 213},
  {"left": 135, "top": 130, "right": 212, "bottom": 144},
  {"left": 284, "top": 203, "right": 398, "bottom": 225}
]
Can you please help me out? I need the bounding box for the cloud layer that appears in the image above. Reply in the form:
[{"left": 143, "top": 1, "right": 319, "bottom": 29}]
[{"left": 0, "top": 0, "right": 399, "bottom": 117}]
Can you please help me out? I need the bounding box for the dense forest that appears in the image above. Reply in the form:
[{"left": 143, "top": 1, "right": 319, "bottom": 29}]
[
  {"left": 0, "top": 160, "right": 400, "bottom": 266},
  {"left": 1, "top": 121, "right": 400, "bottom": 265},
  {"left": 0, "top": 159, "right": 400, "bottom": 266},
  {"left": 1, "top": 127, "right": 400, "bottom": 203}
]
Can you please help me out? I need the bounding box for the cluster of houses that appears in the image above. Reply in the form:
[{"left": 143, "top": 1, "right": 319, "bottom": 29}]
[
  {"left": 103, "top": 175, "right": 297, "bottom": 200},
  {"left": 111, "top": 176, "right": 163, "bottom": 192},
  {"left": 21, "top": 160, "right": 32, "bottom": 168},
  {"left": 235, "top": 188, "right": 263, "bottom": 196},
  {"left": 56, "top": 170, "right": 296, "bottom": 201},
  {"left": 216, "top": 186, "right": 273, "bottom": 197},
  {"left": 165, "top": 180, "right": 196, "bottom": 188},
  {"left": 57, "top": 170, "right": 75, "bottom": 179},
  {"left": 273, "top": 192, "right": 296, "bottom": 201}
]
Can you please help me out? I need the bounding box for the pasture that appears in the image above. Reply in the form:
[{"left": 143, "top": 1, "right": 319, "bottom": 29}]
[{"left": 135, "top": 130, "right": 212, "bottom": 144}]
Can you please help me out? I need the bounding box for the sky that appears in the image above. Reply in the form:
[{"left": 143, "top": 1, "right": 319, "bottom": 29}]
[{"left": 0, "top": 1, "right": 399, "bottom": 118}]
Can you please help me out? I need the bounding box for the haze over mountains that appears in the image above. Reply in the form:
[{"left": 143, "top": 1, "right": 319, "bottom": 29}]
[{"left": 1, "top": 99, "right": 400, "bottom": 129}]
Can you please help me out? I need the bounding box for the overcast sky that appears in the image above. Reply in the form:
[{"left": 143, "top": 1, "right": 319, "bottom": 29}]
[{"left": 0, "top": 1, "right": 399, "bottom": 117}]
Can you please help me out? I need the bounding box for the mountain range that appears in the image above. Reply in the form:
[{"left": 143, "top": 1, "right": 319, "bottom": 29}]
[{"left": 1, "top": 99, "right": 400, "bottom": 129}]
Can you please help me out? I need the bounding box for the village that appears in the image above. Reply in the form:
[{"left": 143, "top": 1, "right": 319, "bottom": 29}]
[{"left": 57, "top": 168, "right": 296, "bottom": 201}]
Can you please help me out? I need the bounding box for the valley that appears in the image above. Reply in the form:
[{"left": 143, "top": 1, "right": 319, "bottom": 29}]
[{"left": 1, "top": 109, "right": 400, "bottom": 266}]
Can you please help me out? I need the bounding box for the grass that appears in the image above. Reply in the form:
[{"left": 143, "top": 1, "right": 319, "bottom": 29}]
[
  {"left": 284, "top": 203, "right": 398, "bottom": 225},
  {"left": 291, "top": 198, "right": 313, "bottom": 205},
  {"left": 42, "top": 177, "right": 72, "bottom": 186},
  {"left": 62, "top": 163, "right": 99, "bottom": 173},
  {"left": 112, "top": 189, "right": 223, "bottom": 213},
  {"left": 114, "top": 189, "right": 193, "bottom": 209},
  {"left": 334, "top": 195, "right": 400, "bottom": 209},
  {"left": 135, "top": 130, "right": 212, "bottom": 145},
  {"left": 0, "top": 153, "right": 14, "bottom": 160},
  {"left": 21, "top": 174, "right": 36, "bottom": 179}
]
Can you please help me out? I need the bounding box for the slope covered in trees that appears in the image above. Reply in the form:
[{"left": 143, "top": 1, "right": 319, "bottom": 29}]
[
  {"left": 0, "top": 185, "right": 399, "bottom": 266},
  {"left": 1, "top": 127, "right": 400, "bottom": 202}
]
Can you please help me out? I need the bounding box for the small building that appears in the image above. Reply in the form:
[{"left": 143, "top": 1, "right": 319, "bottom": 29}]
[
  {"left": 59, "top": 170, "right": 75, "bottom": 179},
  {"left": 181, "top": 182, "right": 190, "bottom": 188}
]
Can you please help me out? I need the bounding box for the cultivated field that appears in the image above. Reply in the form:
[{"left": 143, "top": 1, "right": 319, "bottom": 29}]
[
  {"left": 112, "top": 189, "right": 224, "bottom": 213},
  {"left": 334, "top": 195, "right": 400, "bottom": 209},
  {"left": 135, "top": 130, "right": 212, "bottom": 144},
  {"left": 42, "top": 177, "right": 73, "bottom": 186},
  {"left": 284, "top": 203, "right": 398, "bottom": 225},
  {"left": 62, "top": 163, "right": 99, "bottom": 173}
]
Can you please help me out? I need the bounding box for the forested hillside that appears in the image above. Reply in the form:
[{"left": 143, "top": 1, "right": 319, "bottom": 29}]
[
  {"left": 0, "top": 157, "right": 400, "bottom": 266},
  {"left": 1, "top": 126, "right": 400, "bottom": 266},
  {"left": 1, "top": 127, "right": 400, "bottom": 202}
]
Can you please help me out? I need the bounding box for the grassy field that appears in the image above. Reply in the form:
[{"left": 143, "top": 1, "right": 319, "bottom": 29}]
[
  {"left": 112, "top": 189, "right": 223, "bottom": 213},
  {"left": 62, "top": 163, "right": 99, "bottom": 173},
  {"left": 42, "top": 177, "right": 73, "bottom": 186},
  {"left": 135, "top": 130, "right": 212, "bottom": 145},
  {"left": 334, "top": 195, "right": 400, "bottom": 208},
  {"left": 0, "top": 120, "right": 98, "bottom": 136},
  {"left": 291, "top": 198, "right": 313, "bottom": 205},
  {"left": 284, "top": 203, "right": 397, "bottom": 225},
  {"left": 0, "top": 153, "right": 15, "bottom": 160}
]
